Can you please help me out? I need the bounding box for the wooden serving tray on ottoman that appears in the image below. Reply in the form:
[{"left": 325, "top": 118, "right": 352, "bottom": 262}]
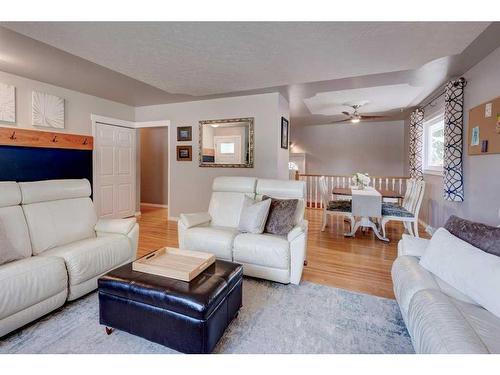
[{"left": 132, "top": 247, "right": 215, "bottom": 282}]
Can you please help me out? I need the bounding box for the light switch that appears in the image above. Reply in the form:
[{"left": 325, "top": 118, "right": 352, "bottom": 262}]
[{"left": 485, "top": 103, "right": 492, "bottom": 118}]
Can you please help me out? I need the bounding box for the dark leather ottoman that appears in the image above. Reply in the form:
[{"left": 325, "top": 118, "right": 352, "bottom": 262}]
[{"left": 98, "top": 259, "right": 243, "bottom": 354}]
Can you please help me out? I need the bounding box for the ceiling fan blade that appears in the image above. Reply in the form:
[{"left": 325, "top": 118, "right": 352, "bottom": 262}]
[
  {"left": 341, "top": 111, "right": 351, "bottom": 117},
  {"left": 330, "top": 119, "right": 352, "bottom": 124},
  {"left": 359, "top": 115, "right": 391, "bottom": 120}
]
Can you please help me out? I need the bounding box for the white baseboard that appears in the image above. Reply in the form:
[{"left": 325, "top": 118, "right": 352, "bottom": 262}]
[
  {"left": 168, "top": 216, "right": 179, "bottom": 222},
  {"left": 141, "top": 202, "right": 168, "bottom": 208}
]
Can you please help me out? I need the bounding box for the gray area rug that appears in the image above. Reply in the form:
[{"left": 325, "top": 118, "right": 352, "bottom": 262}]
[{"left": 0, "top": 279, "right": 413, "bottom": 354}]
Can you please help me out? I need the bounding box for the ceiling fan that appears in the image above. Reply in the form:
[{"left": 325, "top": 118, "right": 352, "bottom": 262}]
[{"left": 330, "top": 104, "right": 389, "bottom": 124}]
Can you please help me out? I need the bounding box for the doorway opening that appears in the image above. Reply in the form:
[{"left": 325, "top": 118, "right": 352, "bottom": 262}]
[{"left": 139, "top": 126, "right": 169, "bottom": 212}]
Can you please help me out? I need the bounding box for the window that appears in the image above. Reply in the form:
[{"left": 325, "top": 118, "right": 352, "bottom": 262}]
[
  {"left": 423, "top": 114, "right": 444, "bottom": 175},
  {"left": 219, "top": 142, "right": 235, "bottom": 154}
]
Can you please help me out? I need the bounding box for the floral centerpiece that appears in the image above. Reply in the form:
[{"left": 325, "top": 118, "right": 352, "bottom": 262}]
[{"left": 351, "top": 172, "right": 371, "bottom": 190}]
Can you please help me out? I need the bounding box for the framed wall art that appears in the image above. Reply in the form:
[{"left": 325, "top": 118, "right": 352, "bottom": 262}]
[
  {"left": 32, "top": 91, "right": 65, "bottom": 129},
  {"left": 0, "top": 82, "right": 16, "bottom": 123},
  {"left": 281, "top": 117, "right": 289, "bottom": 149},
  {"left": 177, "top": 126, "right": 192, "bottom": 142},
  {"left": 176, "top": 145, "right": 192, "bottom": 161}
]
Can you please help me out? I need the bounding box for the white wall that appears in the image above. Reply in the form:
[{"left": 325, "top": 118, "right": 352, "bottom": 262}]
[
  {"left": 0, "top": 70, "right": 135, "bottom": 135},
  {"left": 277, "top": 94, "right": 291, "bottom": 179},
  {"left": 412, "top": 46, "right": 500, "bottom": 228},
  {"left": 135, "top": 92, "right": 289, "bottom": 218},
  {"left": 291, "top": 121, "right": 406, "bottom": 176}
]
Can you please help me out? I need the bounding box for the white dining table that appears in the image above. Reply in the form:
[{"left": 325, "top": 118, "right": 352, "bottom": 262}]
[{"left": 342, "top": 186, "right": 389, "bottom": 242}]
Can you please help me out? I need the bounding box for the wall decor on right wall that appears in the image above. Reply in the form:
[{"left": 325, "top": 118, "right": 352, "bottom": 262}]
[
  {"left": 281, "top": 116, "right": 289, "bottom": 149},
  {"left": 32, "top": 91, "right": 65, "bottom": 129},
  {"left": 468, "top": 96, "right": 500, "bottom": 155},
  {"left": 0, "top": 82, "right": 16, "bottom": 123}
]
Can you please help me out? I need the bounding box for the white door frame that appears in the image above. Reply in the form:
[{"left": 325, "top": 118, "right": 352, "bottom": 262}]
[{"left": 91, "top": 114, "right": 170, "bottom": 218}]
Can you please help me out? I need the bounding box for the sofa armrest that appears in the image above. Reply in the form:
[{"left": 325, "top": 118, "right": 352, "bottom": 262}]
[
  {"left": 289, "top": 219, "right": 308, "bottom": 285},
  {"left": 287, "top": 220, "right": 308, "bottom": 242},
  {"left": 398, "top": 234, "right": 430, "bottom": 258},
  {"left": 95, "top": 217, "right": 137, "bottom": 235},
  {"left": 179, "top": 212, "right": 211, "bottom": 229}
]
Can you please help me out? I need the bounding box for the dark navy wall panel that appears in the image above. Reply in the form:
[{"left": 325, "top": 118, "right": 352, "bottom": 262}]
[{"left": 0, "top": 146, "right": 92, "bottom": 186}]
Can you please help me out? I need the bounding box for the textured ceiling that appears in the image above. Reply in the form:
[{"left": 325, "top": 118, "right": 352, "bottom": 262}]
[
  {"left": 1, "top": 22, "right": 498, "bottom": 127},
  {"left": 2, "top": 22, "right": 489, "bottom": 96}
]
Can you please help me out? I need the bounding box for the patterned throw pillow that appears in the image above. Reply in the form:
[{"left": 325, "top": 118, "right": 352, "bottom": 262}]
[
  {"left": 262, "top": 195, "right": 298, "bottom": 235},
  {"left": 238, "top": 196, "right": 272, "bottom": 234},
  {"left": 444, "top": 215, "right": 500, "bottom": 257}
]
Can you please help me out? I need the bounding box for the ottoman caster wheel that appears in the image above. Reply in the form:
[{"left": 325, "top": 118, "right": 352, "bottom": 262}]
[
  {"left": 105, "top": 327, "right": 114, "bottom": 335},
  {"left": 303, "top": 260, "right": 308, "bottom": 266}
]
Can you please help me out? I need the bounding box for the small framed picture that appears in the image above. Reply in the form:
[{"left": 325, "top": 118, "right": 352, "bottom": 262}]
[
  {"left": 177, "top": 126, "right": 192, "bottom": 141},
  {"left": 281, "top": 117, "right": 289, "bottom": 149},
  {"left": 176, "top": 145, "right": 192, "bottom": 161}
]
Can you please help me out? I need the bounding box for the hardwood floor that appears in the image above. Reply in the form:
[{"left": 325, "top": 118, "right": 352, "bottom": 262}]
[
  {"left": 136, "top": 205, "right": 428, "bottom": 299},
  {"left": 136, "top": 205, "right": 179, "bottom": 258}
]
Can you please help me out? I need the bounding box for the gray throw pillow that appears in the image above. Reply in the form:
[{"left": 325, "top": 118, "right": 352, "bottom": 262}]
[
  {"left": 262, "top": 195, "right": 298, "bottom": 235},
  {"left": 444, "top": 215, "right": 500, "bottom": 257},
  {"left": 0, "top": 218, "right": 24, "bottom": 265},
  {"left": 238, "top": 196, "right": 272, "bottom": 234}
]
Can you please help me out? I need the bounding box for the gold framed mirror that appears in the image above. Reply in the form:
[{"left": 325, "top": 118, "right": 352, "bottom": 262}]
[{"left": 199, "top": 117, "right": 254, "bottom": 168}]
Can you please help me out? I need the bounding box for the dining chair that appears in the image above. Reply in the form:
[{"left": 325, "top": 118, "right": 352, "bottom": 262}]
[
  {"left": 319, "top": 176, "right": 354, "bottom": 232},
  {"left": 380, "top": 180, "right": 425, "bottom": 238}
]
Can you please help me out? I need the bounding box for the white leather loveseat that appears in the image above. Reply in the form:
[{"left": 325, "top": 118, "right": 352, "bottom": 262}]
[
  {"left": 178, "top": 177, "right": 308, "bottom": 284},
  {"left": 0, "top": 179, "right": 138, "bottom": 337},
  {"left": 392, "top": 234, "right": 500, "bottom": 353}
]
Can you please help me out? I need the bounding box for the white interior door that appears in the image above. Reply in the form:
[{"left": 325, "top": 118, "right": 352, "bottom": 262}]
[
  {"left": 214, "top": 135, "right": 242, "bottom": 164},
  {"left": 94, "top": 122, "right": 136, "bottom": 219}
]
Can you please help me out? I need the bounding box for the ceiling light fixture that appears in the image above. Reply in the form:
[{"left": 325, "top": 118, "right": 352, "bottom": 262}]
[{"left": 350, "top": 118, "right": 361, "bottom": 124}]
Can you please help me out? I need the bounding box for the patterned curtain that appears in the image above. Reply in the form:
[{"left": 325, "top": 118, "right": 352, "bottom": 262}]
[
  {"left": 408, "top": 108, "right": 424, "bottom": 180},
  {"left": 443, "top": 79, "right": 465, "bottom": 202}
]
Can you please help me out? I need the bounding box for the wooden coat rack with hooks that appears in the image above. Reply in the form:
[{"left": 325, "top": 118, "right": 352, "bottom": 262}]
[{"left": 0, "top": 127, "right": 93, "bottom": 150}]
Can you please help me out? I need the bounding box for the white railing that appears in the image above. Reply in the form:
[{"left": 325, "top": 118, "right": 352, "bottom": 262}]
[{"left": 294, "top": 172, "right": 410, "bottom": 209}]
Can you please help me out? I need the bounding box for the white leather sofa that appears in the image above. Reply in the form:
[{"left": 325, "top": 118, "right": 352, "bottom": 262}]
[
  {"left": 0, "top": 179, "right": 138, "bottom": 337},
  {"left": 178, "top": 177, "right": 308, "bottom": 284},
  {"left": 392, "top": 234, "right": 500, "bottom": 353}
]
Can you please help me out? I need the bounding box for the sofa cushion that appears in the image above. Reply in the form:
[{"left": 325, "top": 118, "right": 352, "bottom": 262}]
[
  {"left": 208, "top": 192, "right": 248, "bottom": 228},
  {"left": 0, "top": 256, "right": 67, "bottom": 320},
  {"left": 212, "top": 176, "right": 257, "bottom": 194},
  {"left": 0, "top": 181, "right": 21, "bottom": 208},
  {"left": 453, "top": 297, "right": 500, "bottom": 353},
  {"left": 22, "top": 197, "right": 98, "bottom": 255},
  {"left": 0, "top": 207, "right": 33, "bottom": 264},
  {"left": 238, "top": 196, "right": 271, "bottom": 234},
  {"left": 407, "top": 289, "right": 490, "bottom": 353},
  {"left": 420, "top": 228, "right": 500, "bottom": 317},
  {"left": 40, "top": 234, "right": 132, "bottom": 287},
  {"left": 262, "top": 196, "right": 298, "bottom": 235},
  {"left": 19, "top": 179, "right": 92, "bottom": 204},
  {"left": 256, "top": 179, "right": 306, "bottom": 225},
  {"left": 444, "top": 215, "right": 500, "bottom": 257},
  {"left": 182, "top": 226, "right": 239, "bottom": 260},
  {"left": 233, "top": 233, "right": 290, "bottom": 269}
]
